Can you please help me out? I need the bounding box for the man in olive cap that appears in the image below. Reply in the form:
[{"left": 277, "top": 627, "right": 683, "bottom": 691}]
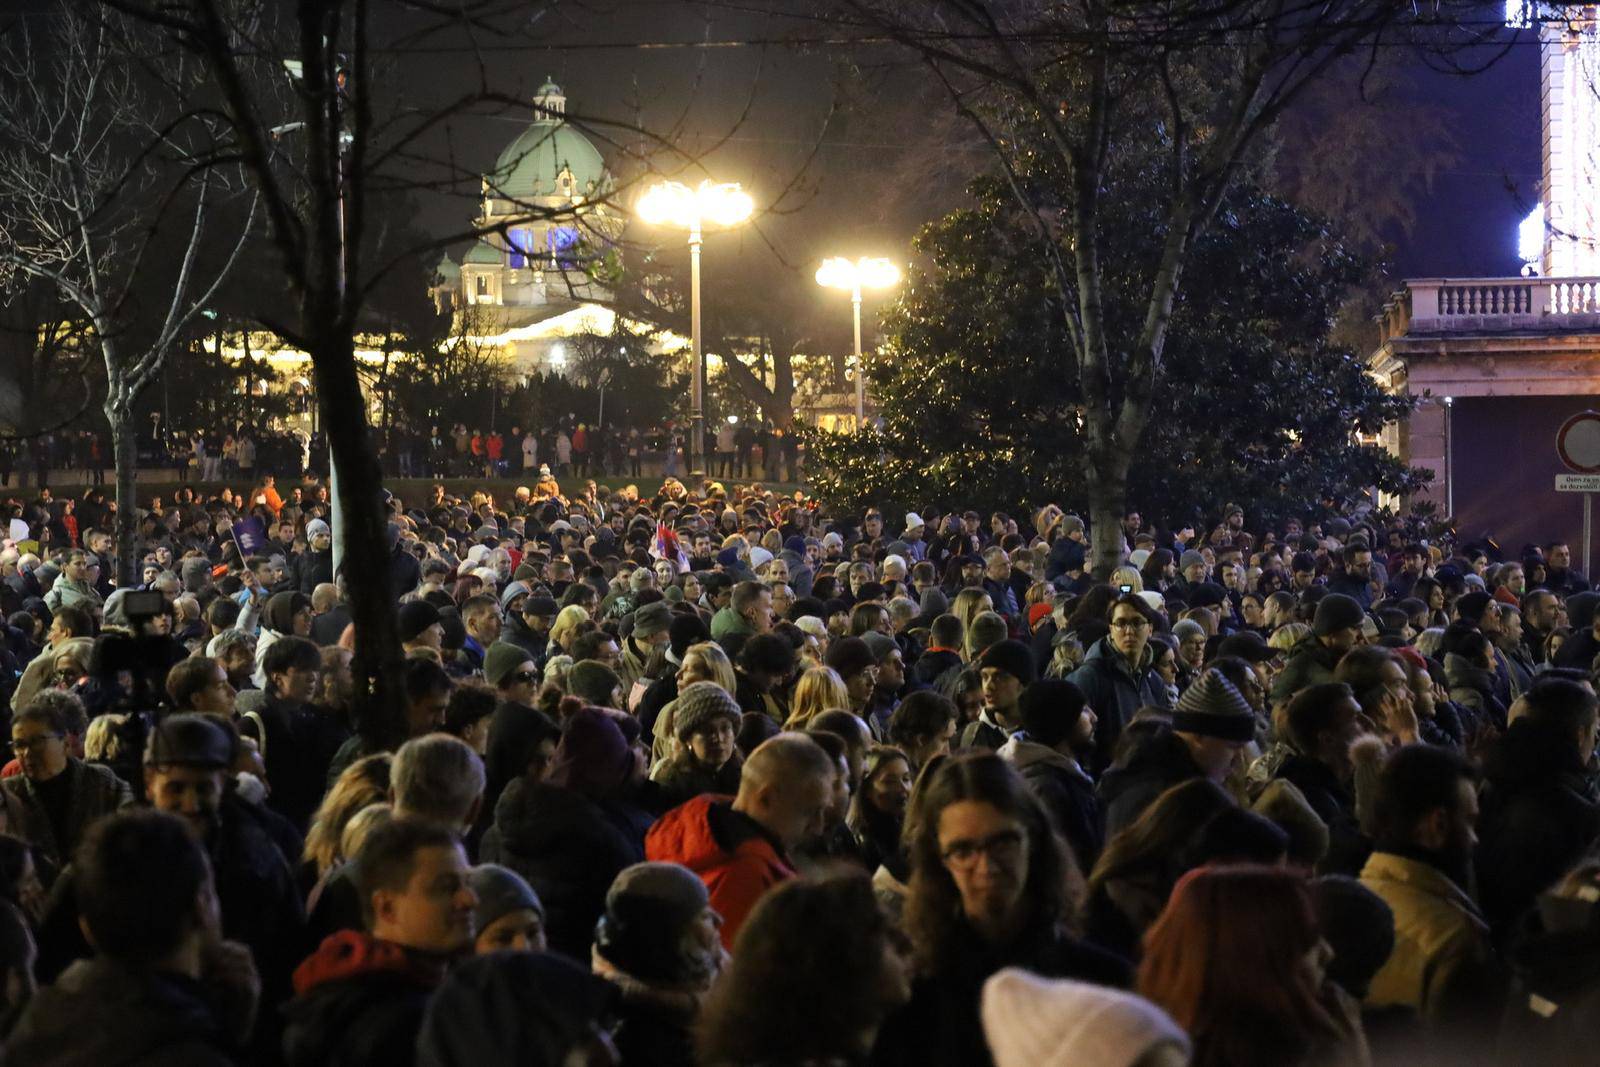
[
  {"left": 620, "top": 600, "right": 673, "bottom": 692},
  {"left": 502, "top": 594, "right": 558, "bottom": 666},
  {"left": 1271, "top": 592, "right": 1367, "bottom": 706}
]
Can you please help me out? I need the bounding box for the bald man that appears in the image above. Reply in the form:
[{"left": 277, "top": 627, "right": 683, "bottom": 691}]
[{"left": 645, "top": 733, "right": 836, "bottom": 947}]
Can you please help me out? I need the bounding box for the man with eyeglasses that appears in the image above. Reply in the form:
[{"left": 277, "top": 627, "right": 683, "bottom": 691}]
[
  {"left": 1068, "top": 594, "right": 1172, "bottom": 775},
  {"left": 3, "top": 700, "right": 131, "bottom": 871}
]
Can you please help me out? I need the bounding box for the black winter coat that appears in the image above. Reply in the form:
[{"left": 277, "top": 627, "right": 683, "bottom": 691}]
[
  {"left": 1001, "top": 738, "right": 1104, "bottom": 870},
  {"left": 6, "top": 958, "right": 239, "bottom": 1067},
  {"left": 1097, "top": 726, "right": 1203, "bottom": 837},
  {"left": 1500, "top": 908, "right": 1600, "bottom": 1064},
  {"left": 1275, "top": 754, "right": 1370, "bottom": 876},
  {"left": 479, "top": 777, "right": 652, "bottom": 960},
  {"left": 872, "top": 919, "right": 1130, "bottom": 1067},
  {"left": 1477, "top": 753, "right": 1600, "bottom": 936}
]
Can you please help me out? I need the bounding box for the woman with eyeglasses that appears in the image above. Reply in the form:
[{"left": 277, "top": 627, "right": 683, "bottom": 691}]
[{"left": 873, "top": 753, "right": 1130, "bottom": 1067}]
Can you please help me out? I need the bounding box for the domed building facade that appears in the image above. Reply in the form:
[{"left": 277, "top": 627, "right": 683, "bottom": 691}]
[{"left": 431, "top": 81, "right": 668, "bottom": 375}]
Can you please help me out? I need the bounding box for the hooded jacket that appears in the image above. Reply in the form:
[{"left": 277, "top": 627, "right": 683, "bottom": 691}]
[
  {"left": 1475, "top": 731, "right": 1600, "bottom": 936},
  {"left": 1095, "top": 726, "right": 1203, "bottom": 837},
  {"left": 644, "top": 793, "right": 793, "bottom": 950},
  {"left": 1269, "top": 635, "right": 1343, "bottom": 706},
  {"left": 1444, "top": 653, "right": 1509, "bottom": 732},
  {"left": 997, "top": 735, "right": 1104, "bottom": 869},
  {"left": 282, "top": 930, "right": 445, "bottom": 1067},
  {"left": 1066, "top": 637, "right": 1170, "bottom": 775},
  {"left": 500, "top": 612, "right": 549, "bottom": 665},
  {"left": 5, "top": 957, "right": 238, "bottom": 1067},
  {"left": 1500, "top": 894, "right": 1600, "bottom": 1063},
  {"left": 479, "top": 776, "right": 648, "bottom": 960}
]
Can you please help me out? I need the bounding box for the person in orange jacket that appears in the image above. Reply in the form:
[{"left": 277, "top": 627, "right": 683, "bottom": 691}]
[{"left": 644, "top": 733, "right": 835, "bottom": 948}]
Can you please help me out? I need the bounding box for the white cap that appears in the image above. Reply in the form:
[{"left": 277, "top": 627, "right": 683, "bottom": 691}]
[
  {"left": 981, "top": 968, "right": 1190, "bottom": 1067},
  {"left": 795, "top": 615, "right": 828, "bottom": 641},
  {"left": 1128, "top": 548, "right": 1151, "bottom": 569},
  {"left": 1137, "top": 590, "right": 1166, "bottom": 613},
  {"left": 882, "top": 554, "right": 908, "bottom": 575},
  {"left": 749, "top": 546, "right": 774, "bottom": 572},
  {"left": 903, "top": 512, "right": 926, "bottom": 535}
]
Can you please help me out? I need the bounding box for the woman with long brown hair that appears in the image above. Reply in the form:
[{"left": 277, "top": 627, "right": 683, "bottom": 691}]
[
  {"left": 1139, "top": 865, "right": 1367, "bottom": 1067},
  {"left": 697, "top": 874, "right": 910, "bottom": 1067},
  {"left": 873, "top": 753, "right": 1128, "bottom": 1067},
  {"left": 1083, "top": 777, "right": 1236, "bottom": 961}
]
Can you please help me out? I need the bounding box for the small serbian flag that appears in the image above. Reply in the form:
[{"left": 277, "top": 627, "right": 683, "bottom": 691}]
[
  {"left": 231, "top": 517, "right": 268, "bottom": 555},
  {"left": 651, "top": 522, "right": 688, "bottom": 570}
]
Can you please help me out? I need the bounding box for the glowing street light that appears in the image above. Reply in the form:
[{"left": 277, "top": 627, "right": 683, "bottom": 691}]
[
  {"left": 637, "top": 179, "right": 754, "bottom": 483},
  {"left": 816, "top": 256, "right": 900, "bottom": 426}
]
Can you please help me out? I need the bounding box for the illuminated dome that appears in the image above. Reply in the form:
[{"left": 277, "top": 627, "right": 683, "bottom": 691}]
[{"left": 488, "top": 80, "right": 608, "bottom": 201}]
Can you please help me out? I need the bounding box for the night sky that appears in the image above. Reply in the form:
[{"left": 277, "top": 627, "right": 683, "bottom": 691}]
[
  {"left": 4, "top": 1, "right": 1550, "bottom": 306},
  {"left": 411, "top": 3, "right": 1546, "bottom": 302}
]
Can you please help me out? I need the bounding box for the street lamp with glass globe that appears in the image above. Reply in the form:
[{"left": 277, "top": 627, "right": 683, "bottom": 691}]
[
  {"left": 637, "top": 179, "right": 754, "bottom": 484},
  {"left": 816, "top": 256, "right": 900, "bottom": 427}
]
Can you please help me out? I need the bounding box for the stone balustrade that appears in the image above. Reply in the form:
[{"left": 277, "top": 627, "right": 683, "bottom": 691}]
[{"left": 1378, "top": 276, "right": 1600, "bottom": 341}]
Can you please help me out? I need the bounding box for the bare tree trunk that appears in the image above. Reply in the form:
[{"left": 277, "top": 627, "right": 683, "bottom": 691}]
[
  {"left": 310, "top": 327, "right": 404, "bottom": 750},
  {"left": 1085, "top": 451, "right": 1130, "bottom": 581},
  {"left": 108, "top": 398, "right": 138, "bottom": 587}
]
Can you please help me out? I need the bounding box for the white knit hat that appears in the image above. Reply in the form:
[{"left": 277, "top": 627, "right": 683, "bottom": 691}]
[{"left": 981, "top": 968, "right": 1190, "bottom": 1067}]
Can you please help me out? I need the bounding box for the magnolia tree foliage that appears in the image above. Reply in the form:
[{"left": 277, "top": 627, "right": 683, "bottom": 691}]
[{"left": 805, "top": 175, "right": 1428, "bottom": 529}]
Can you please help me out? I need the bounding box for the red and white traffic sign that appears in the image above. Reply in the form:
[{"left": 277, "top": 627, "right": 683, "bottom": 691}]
[{"left": 1557, "top": 411, "right": 1600, "bottom": 474}]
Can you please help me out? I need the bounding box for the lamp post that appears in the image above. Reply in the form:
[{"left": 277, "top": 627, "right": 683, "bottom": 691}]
[
  {"left": 637, "top": 179, "right": 753, "bottom": 484},
  {"left": 816, "top": 256, "right": 900, "bottom": 427}
]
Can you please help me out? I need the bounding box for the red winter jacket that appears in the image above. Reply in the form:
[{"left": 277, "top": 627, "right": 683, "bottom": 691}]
[{"left": 645, "top": 794, "right": 794, "bottom": 949}]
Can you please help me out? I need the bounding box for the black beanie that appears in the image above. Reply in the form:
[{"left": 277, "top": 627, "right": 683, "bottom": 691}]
[
  {"left": 977, "top": 639, "right": 1035, "bottom": 686},
  {"left": 1313, "top": 593, "right": 1366, "bottom": 637},
  {"left": 1311, "top": 875, "right": 1396, "bottom": 1000},
  {"left": 1017, "top": 678, "right": 1087, "bottom": 747}
]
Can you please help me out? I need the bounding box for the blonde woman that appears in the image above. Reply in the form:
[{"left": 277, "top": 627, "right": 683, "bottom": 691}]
[
  {"left": 950, "top": 588, "right": 993, "bottom": 659},
  {"left": 303, "top": 754, "right": 393, "bottom": 881},
  {"left": 1110, "top": 566, "right": 1144, "bottom": 593},
  {"left": 783, "top": 666, "right": 851, "bottom": 731},
  {"left": 547, "top": 604, "right": 591, "bottom": 656},
  {"left": 1267, "top": 622, "right": 1311, "bottom": 655},
  {"left": 650, "top": 642, "right": 737, "bottom": 769}
]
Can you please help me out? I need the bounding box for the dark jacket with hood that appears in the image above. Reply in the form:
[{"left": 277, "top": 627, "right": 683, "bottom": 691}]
[
  {"left": 651, "top": 752, "right": 743, "bottom": 810},
  {"left": 1269, "top": 635, "right": 1343, "bottom": 705},
  {"left": 282, "top": 930, "right": 445, "bottom": 1067},
  {"left": 1476, "top": 726, "right": 1600, "bottom": 937},
  {"left": 1444, "top": 652, "right": 1510, "bottom": 734},
  {"left": 1067, "top": 637, "right": 1171, "bottom": 775},
  {"left": 1096, "top": 724, "right": 1203, "bottom": 837},
  {"left": 998, "top": 735, "right": 1104, "bottom": 869},
  {"left": 1500, "top": 891, "right": 1600, "bottom": 1063},
  {"left": 479, "top": 775, "right": 650, "bottom": 960},
  {"left": 499, "top": 612, "right": 549, "bottom": 665},
  {"left": 237, "top": 689, "right": 350, "bottom": 832},
  {"left": 6, "top": 957, "right": 241, "bottom": 1066},
  {"left": 872, "top": 917, "right": 1131, "bottom": 1067},
  {"left": 293, "top": 548, "right": 332, "bottom": 595},
  {"left": 1275, "top": 752, "right": 1370, "bottom": 876}
]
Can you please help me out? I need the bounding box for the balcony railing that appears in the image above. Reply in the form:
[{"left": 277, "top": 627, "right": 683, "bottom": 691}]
[{"left": 1378, "top": 276, "right": 1600, "bottom": 341}]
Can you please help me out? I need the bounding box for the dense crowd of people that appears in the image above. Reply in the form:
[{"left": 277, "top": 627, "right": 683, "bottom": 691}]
[
  {"left": 3, "top": 418, "right": 806, "bottom": 488},
  {"left": 0, "top": 478, "right": 1594, "bottom": 1066}
]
